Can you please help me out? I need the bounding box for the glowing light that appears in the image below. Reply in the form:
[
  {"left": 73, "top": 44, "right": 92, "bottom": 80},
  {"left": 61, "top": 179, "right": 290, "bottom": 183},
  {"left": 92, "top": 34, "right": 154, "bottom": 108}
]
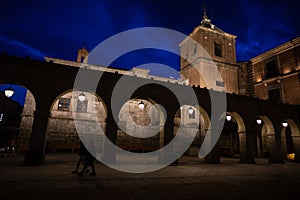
[
  {"left": 78, "top": 92, "right": 86, "bottom": 102},
  {"left": 4, "top": 87, "right": 14, "bottom": 98},
  {"left": 282, "top": 121, "right": 288, "bottom": 127},
  {"left": 256, "top": 118, "right": 262, "bottom": 125},
  {"left": 287, "top": 153, "right": 295, "bottom": 160},
  {"left": 256, "top": 76, "right": 262, "bottom": 82},
  {"left": 226, "top": 113, "right": 231, "bottom": 121},
  {"left": 188, "top": 107, "right": 194, "bottom": 115},
  {"left": 138, "top": 101, "right": 145, "bottom": 110},
  {"left": 283, "top": 68, "right": 291, "bottom": 74}
]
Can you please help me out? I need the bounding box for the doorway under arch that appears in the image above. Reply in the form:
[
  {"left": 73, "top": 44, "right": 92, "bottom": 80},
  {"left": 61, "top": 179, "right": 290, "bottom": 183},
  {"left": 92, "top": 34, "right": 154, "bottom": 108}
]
[
  {"left": 45, "top": 90, "right": 107, "bottom": 153},
  {"left": 281, "top": 119, "right": 300, "bottom": 161},
  {"left": 0, "top": 83, "right": 36, "bottom": 155},
  {"left": 117, "top": 98, "right": 165, "bottom": 153}
]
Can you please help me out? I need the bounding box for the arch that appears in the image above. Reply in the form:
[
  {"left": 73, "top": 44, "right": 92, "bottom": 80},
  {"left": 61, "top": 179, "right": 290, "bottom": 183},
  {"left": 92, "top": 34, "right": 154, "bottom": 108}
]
[
  {"left": 222, "top": 112, "right": 245, "bottom": 158},
  {"left": 117, "top": 98, "right": 165, "bottom": 153},
  {"left": 45, "top": 89, "right": 107, "bottom": 153},
  {"left": 230, "top": 112, "right": 246, "bottom": 133},
  {"left": 256, "top": 116, "right": 276, "bottom": 158},
  {"left": 0, "top": 83, "right": 36, "bottom": 154},
  {"left": 259, "top": 116, "right": 275, "bottom": 136},
  {"left": 285, "top": 119, "right": 300, "bottom": 137},
  {"left": 173, "top": 105, "right": 210, "bottom": 157},
  {"left": 281, "top": 119, "right": 300, "bottom": 161}
]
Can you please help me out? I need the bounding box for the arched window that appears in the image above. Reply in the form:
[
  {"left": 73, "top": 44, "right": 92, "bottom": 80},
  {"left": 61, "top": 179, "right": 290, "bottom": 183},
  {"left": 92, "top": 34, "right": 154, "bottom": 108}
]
[{"left": 214, "top": 42, "right": 222, "bottom": 57}]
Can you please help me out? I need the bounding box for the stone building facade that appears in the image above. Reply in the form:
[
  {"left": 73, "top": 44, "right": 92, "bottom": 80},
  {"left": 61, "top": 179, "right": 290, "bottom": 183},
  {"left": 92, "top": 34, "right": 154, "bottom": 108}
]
[
  {"left": 17, "top": 50, "right": 201, "bottom": 153},
  {"left": 180, "top": 10, "right": 239, "bottom": 93},
  {"left": 240, "top": 37, "right": 300, "bottom": 105},
  {"left": 14, "top": 9, "right": 300, "bottom": 159}
]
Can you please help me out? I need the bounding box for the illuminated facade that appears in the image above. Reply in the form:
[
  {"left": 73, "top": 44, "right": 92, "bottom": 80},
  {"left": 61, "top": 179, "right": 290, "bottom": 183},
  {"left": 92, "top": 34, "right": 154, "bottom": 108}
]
[
  {"left": 2, "top": 9, "right": 299, "bottom": 164},
  {"left": 240, "top": 37, "right": 300, "bottom": 105},
  {"left": 180, "top": 9, "right": 239, "bottom": 93}
]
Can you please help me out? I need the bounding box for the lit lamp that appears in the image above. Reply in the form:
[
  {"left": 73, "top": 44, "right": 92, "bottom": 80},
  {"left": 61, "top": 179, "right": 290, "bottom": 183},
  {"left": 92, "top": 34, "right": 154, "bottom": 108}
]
[
  {"left": 4, "top": 87, "right": 14, "bottom": 98},
  {"left": 138, "top": 101, "right": 145, "bottom": 110},
  {"left": 226, "top": 113, "right": 231, "bottom": 121},
  {"left": 282, "top": 121, "right": 288, "bottom": 127},
  {"left": 188, "top": 106, "right": 194, "bottom": 115},
  {"left": 256, "top": 118, "right": 262, "bottom": 125},
  {"left": 78, "top": 92, "right": 86, "bottom": 102}
]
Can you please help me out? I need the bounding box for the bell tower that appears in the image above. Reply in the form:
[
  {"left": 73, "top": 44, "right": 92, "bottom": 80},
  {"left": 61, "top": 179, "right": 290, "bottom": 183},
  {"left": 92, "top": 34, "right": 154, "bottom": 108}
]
[
  {"left": 77, "top": 43, "right": 89, "bottom": 63},
  {"left": 180, "top": 8, "right": 239, "bottom": 93}
]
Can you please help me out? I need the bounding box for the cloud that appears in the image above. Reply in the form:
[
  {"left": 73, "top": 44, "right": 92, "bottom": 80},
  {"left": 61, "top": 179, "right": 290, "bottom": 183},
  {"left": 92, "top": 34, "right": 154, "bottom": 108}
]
[{"left": 0, "top": 36, "right": 45, "bottom": 58}]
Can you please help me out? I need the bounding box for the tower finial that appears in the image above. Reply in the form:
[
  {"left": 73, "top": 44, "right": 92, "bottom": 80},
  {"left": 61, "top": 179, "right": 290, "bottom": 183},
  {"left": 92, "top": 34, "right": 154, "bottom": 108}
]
[{"left": 202, "top": 4, "right": 207, "bottom": 19}]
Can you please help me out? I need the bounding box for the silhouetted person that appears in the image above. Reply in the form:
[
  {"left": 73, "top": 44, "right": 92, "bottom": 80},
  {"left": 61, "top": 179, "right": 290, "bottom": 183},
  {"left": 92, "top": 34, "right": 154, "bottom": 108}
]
[
  {"left": 78, "top": 140, "right": 96, "bottom": 176},
  {"left": 72, "top": 141, "right": 87, "bottom": 174}
]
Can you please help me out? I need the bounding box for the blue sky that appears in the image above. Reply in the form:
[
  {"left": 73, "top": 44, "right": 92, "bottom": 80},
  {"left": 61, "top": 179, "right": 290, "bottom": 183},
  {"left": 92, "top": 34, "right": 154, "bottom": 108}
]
[
  {"left": 0, "top": 85, "right": 27, "bottom": 106},
  {"left": 0, "top": 0, "right": 299, "bottom": 103},
  {"left": 1, "top": 1, "right": 299, "bottom": 61}
]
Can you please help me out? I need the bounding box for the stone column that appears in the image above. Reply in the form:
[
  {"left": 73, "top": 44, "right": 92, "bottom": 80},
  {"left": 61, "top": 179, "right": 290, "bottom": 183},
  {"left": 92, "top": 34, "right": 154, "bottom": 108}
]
[
  {"left": 24, "top": 110, "right": 50, "bottom": 164},
  {"left": 292, "top": 136, "right": 300, "bottom": 163},
  {"left": 267, "top": 134, "right": 285, "bottom": 163},
  {"left": 204, "top": 146, "right": 220, "bottom": 163},
  {"left": 102, "top": 116, "right": 117, "bottom": 163},
  {"left": 159, "top": 121, "right": 177, "bottom": 165},
  {"left": 239, "top": 132, "right": 255, "bottom": 163},
  {"left": 281, "top": 136, "right": 287, "bottom": 159},
  {"left": 204, "top": 128, "right": 220, "bottom": 164}
]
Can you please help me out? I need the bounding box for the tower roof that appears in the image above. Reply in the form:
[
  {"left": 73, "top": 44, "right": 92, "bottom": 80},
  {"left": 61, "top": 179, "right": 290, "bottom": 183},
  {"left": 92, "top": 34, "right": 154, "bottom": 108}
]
[{"left": 200, "top": 8, "right": 225, "bottom": 33}]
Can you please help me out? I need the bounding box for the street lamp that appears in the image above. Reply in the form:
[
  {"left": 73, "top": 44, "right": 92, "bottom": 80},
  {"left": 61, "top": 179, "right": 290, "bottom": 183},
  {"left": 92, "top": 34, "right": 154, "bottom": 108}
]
[
  {"left": 138, "top": 101, "right": 145, "bottom": 110},
  {"left": 188, "top": 106, "right": 194, "bottom": 115},
  {"left": 282, "top": 121, "right": 288, "bottom": 127},
  {"left": 226, "top": 113, "right": 231, "bottom": 121},
  {"left": 78, "top": 92, "right": 86, "bottom": 102},
  {"left": 4, "top": 86, "right": 14, "bottom": 98},
  {"left": 256, "top": 118, "right": 262, "bottom": 125}
]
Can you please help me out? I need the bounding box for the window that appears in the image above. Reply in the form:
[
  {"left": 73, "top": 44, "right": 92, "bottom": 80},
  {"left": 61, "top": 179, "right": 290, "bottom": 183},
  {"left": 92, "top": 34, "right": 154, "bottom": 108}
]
[
  {"left": 216, "top": 81, "right": 224, "bottom": 87},
  {"left": 265, "top": 60, "right": 279, "bottom": 79},
  {"left": 193, "top": 44, "right": 197, "bottom": 54},
  {"left": 268, "top": 88, "right": 281, "bottom": 103},
  {"left": 188, "top": 110, "right": 195, "bottom": 119},
  {"left": 58, "top": 98, "right": 70, "bottom": 111},
  {"left": 214, "top": 42, "right": 222, "bottom": 57},
  {"left": 76, "top": 100, "right": 88, "bottom": 112}
]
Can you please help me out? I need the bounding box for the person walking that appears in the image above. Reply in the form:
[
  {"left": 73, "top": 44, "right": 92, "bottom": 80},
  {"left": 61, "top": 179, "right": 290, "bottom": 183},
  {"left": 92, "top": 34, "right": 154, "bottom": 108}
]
[
  {"left": 71, "top": 140, "right": 87, "bottom": 174},
  {"left": 78, "top": 140, "right": 96, "bottom": 176}
]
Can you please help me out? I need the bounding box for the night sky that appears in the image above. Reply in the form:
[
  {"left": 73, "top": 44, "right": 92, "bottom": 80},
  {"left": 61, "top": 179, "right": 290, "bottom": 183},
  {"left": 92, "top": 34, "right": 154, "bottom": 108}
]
[{"left": 0, "top": 0, "right": 300, "bottom": 104}]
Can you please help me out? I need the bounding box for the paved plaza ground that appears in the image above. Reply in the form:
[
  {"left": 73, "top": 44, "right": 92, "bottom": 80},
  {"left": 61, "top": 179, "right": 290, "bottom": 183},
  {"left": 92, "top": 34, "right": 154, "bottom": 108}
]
[{"left": 1, "top": 153, "right": 300, "bottom": 200}]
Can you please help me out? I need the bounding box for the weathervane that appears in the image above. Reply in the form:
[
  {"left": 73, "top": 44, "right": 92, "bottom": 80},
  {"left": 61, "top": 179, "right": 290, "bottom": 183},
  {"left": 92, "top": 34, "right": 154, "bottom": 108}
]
[{"left": 202, "top": 4, "right": 207, "bottom": 19}]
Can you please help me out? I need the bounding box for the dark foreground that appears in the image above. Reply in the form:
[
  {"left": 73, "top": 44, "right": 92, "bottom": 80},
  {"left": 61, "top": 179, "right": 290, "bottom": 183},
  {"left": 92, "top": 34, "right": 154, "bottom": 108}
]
[{"left": 1, "top": 153, "right": 300, "bottom": 200}]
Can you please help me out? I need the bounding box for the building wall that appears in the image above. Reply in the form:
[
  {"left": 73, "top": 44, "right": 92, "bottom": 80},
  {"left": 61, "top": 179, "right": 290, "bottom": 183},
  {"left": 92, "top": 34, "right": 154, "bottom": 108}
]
[
  {"left": 250, "top": 39, "right": 300, "bottom": 105},
  {"left": 180, "top": 22, "right": 239, "bottom": 93},
  {"left": 17, "top": 88, "right": 209, "bottom": 154}
]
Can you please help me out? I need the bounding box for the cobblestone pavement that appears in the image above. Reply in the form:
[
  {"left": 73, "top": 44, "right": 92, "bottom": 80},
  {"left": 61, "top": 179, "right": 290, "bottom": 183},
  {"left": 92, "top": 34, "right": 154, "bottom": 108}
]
[{"left": 1, "top": 153, "right": 300, "bottom": 200}]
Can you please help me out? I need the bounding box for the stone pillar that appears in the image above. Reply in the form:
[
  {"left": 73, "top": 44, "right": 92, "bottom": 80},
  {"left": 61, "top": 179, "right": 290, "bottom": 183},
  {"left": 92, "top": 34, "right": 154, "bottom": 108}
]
[
  {"left": 292, "top": 136, "right": 300, "bottom": 163},
  {"left": 204, "top": 128, "right": 220, "bottom": 164},
  {"left": 267, "top": 134, "right": 285, "bottom": 163},
  {"left": 159, "top": 121, "right": 177, "bottom": 166},
  {"left": 24, "top": 110, "right": 50, "bottom": 164},
  {"left": 102, "top": 116, "right": 117, "bottom": 163},
  {"left": 239, "top": 132, "right": 255, "bottom": 163},
  {"left": 281, "top": 136, "right": 287, "bottom": 159}
]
